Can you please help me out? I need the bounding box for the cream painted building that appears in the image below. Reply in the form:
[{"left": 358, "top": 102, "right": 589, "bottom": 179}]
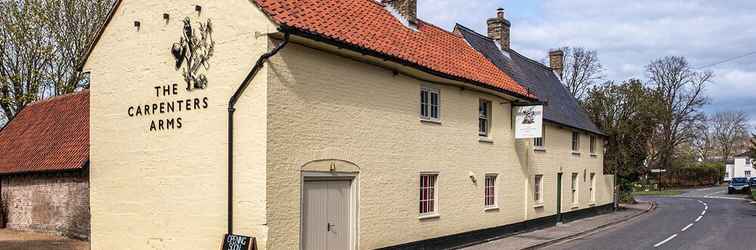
[{"left": 83, "top": 0, "right": 613, "bottom": 249}]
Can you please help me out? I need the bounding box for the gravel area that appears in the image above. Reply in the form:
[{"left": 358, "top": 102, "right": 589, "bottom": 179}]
[{"left": 0, "top": 229, "right": 89, "bottom": 250}]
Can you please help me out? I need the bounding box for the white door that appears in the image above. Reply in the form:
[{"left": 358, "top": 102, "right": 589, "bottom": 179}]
[{"left": 303, "top": 180, "right": 351, "bottom": 250}]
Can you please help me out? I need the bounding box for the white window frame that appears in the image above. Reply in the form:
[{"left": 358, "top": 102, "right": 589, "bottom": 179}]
[
  {"left": 420, "top": 86, "right": 441, "bottom": 121},
  {"left": 534, "top": 175, "right": 544, "bottom": 203},
  {"left": 590, "top": 173, "right": 596, "bottom": 203},
  {"left": 571, "top": 173, "right": 579, "bottom": 205},
  {"left": 484, "top": 174, "right": 498, "bottom": 209},
  {"left": 479, "top": 100, "right": 492, "bottom": 137},
  {"left": 419, "top": 173, "right": 439, "bottom": 218},
  {"left": 571, "top": 132, "right": 581, "bottom": 153}
]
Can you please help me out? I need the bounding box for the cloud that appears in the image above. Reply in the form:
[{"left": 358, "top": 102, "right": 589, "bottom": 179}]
[{"left": 420, "top": 0, "right": 756, "bottom": 128}]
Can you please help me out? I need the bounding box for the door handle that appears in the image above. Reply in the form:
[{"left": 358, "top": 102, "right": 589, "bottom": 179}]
[{"left": 327, "top": 222, "right": 335, "bottom": 232}]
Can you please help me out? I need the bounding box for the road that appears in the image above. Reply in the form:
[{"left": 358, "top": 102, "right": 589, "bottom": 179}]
[{"left": 546, "top": 186, "right": 756, "bottom": 250}]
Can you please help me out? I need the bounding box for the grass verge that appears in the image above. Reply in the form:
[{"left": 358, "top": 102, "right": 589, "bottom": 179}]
[{"left": 632, "top": 190, "right": 684, "bottom": 196}]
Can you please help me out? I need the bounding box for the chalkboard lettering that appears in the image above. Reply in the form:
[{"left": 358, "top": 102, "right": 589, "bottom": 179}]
[{"left": 222, "top": 234, "right": 256, "bottom": 250}]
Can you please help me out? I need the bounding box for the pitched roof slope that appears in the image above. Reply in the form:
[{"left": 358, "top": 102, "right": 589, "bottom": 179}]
[
  {"left": 254, "top": 0, "right": 535, "bottom": 99},
  {"left": 456, "top": 25, "right": 603, "bottom": 135},
  {"left": 0, "top": 90, "right": 89, "bottom": 174}
]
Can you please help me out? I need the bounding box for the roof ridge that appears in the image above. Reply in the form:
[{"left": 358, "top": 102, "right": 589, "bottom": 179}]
[
  {"left": 506, "top": 48, "right": 552, "bottom": 70},
  {"left": 27, "top": 90, "right": 89, "bottom": 107},
  {"left": 417, "top": 19, "right": 462, "bottom": 38},
  {"left": 454, "top": 23, "right": 493, "bottom": 41}
]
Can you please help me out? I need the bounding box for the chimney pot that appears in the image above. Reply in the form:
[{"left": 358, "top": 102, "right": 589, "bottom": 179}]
[
  {"left": 487, "top": 7, "right": 511, "bottom": 49},
  {"left": 549, "top": 49, "right": 565, "bottom": 80}
]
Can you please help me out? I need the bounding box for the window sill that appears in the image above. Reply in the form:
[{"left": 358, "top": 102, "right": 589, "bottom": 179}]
[
  {"left": 479, "top": 137, "right": 494, "bottom": 144},
  {"left": 533, "top": 202, "right": 545, "bottom": 208},
  {"left": 571, "top": 152, "right": 581, "bottom": 156},
  {"left": 590, "top": 154, "right": 598, "bottom": 158},
  {"left": 484, "top": 206, "right": 499, "bottom": 212},
  {"left": 420, "top": 119, "right": 441, "bottom": 125},
  {"left": 588, "top": 202, "right": 596, "bottom": 207},
  {"left": 571, "top": 204, "right": 580, "bottom": 209},
  {"left": 418, "top": 213, "right": 440, "bottom": 220},
  {"left": 534, "top": 147, "right": 547, "bottom": 152}
]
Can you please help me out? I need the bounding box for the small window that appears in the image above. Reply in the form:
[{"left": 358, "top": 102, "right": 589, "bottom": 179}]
[
  {"left": 484, "top": 175, "right": 497, "bottom": 208},
  {"left": 590, "top": 173, "right": 596, "bottom": 203},
  {"left": 479, "top": 100, "right": 492, "bottom": 137},
  {"left": 534, "top": 129, "right": 545, "bottom": 148},
  {"left": 420, "top": 87, "right": 440, "bottom": 121},
  {"left": 571, "top": 132, "right": 580, "bottom": 152},
  {"left": 534, "top": 175, "right": 543, "bottom": 202},
  {"left": 571, "top": 173, "right": 578, "bottom": 204},
  {"left": 534, "top": 137, "right": 544, "bottom": 148},
  {"left": 419, "top": 174, "right": 438, "bottom": 215},
  {"left": 589, "top": 136, "right": 596, "bottom": 154}
]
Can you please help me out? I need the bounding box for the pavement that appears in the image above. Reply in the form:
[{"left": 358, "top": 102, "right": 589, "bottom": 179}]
[
  {"left": 546, "top": 186, "right": 756, "bottom": 250},
  {"left": 461, "top": 202, "right": 654, "bottom": 250},
  {"left": 0, "top": 229, "right": 89, "bottom": 250}
]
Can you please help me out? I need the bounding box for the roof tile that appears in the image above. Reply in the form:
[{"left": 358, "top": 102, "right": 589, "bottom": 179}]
[
  {"left": 254, "top": 0, "right": 534, "bottom": 98},
  {"left": 0, "top": 90, "right": 89, "bottom": 174}
]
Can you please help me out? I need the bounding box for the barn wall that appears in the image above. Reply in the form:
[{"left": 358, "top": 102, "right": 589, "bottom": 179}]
[{"left": 0, "top": 169, "right": 90, "bottom": 240}]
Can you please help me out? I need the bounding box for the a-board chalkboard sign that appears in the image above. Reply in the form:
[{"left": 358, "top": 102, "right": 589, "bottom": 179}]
[{"left": 222, "top": 234, "right": 256, "bottom": 250}]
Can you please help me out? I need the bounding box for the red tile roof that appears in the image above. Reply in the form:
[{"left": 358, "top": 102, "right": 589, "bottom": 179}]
[
  {"left": 254, "top": 0, "right": 535, "bottom": 99},
  {"left": 0, "top": 90, "right": 89, "bottom": 174}
]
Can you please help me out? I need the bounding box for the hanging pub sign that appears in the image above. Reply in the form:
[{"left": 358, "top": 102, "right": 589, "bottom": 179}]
[
  {"left": 221, "top": 234, "right": 256, "bottom": 250},
  {"left": 514, "top": 105, "right": 543, "bottom": 139}
]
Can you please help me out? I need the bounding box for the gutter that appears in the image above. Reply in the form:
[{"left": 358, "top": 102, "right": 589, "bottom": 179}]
[{"left": 227, "top": 32, "right": 290, "bottom": 234}]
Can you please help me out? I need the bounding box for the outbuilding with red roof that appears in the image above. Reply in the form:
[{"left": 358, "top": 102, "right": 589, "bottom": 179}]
[{"left": 0, "top": 90, "right": 90, "bottom": 239}]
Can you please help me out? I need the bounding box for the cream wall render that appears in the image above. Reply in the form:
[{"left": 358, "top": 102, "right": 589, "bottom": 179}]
[
  {"left": 522, "top": 124, "right": 613, "bottom": 220},
  {"left": 265, "top": 42, "right": 532, "bottom": 249},
  {"left": 84, "top": 0, "right": 276, "bottom": 249}
]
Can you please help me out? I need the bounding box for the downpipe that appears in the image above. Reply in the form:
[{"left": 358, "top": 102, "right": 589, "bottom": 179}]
[{"left": 227, "top": 33, "right": 290, "bottom": 234}]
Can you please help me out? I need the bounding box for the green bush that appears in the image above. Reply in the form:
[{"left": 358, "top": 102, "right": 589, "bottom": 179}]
[{"left": 664, "top": 164, "right": 722, "bottom": 187}]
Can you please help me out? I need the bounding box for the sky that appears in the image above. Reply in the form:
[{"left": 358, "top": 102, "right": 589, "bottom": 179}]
[{"left": 418, "top": 0, "right": 756, "bottom": 131}]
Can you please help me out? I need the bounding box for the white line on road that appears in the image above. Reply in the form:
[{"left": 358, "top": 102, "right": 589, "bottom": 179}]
[
  {"left": 701, "top": 210, "right": 706, "bottom": 216},
  {"left": 695, "top": 215, "right": 703, "bottom": 222},
  {"left": 654, "top": 234, "right": 678, "bottom": 248},
  {"left": 681, "top": 223, "right": 694, "bottom": 232}
]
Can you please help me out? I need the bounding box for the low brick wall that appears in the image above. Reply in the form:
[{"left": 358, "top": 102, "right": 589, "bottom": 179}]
[{"left": 0, "top": 169, "right": 89, "bottom": 240}]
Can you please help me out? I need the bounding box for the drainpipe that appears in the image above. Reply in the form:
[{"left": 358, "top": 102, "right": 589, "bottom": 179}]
[{"left": 227, "top": 33, "right": 289, "bottom": 234}]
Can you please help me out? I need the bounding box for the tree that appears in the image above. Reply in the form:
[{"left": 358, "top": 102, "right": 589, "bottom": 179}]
[
  {"left": 583, "top": 79, "right": 660, "bottom": 200},
  {"left": 562, "top": 47, "right": 604, "bottom": 100},
  {"left": 0, "top": 0, "right": 52, "bottom": 121},
  {"left": 0, "top": 0, "right": 112, "bottom": 122},
  {"left": 691, "top": 115, "right": 717, "bottom": 162},
  {"left": 749, "top": 133, "right": 756, "bottom": 158},
  {"left": 646, "top": 56, "right": 711, "bottom": 172},
  {"left": 40, "top": 0, "right": 113, "bottom": 96},
  {"left": 711, "top": 111, "right": 749, "bottom": 165}
]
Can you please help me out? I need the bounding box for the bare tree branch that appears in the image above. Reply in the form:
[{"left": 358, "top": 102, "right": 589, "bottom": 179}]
[{"left": 562, "top": 47, "right": 604, "bottom": 100}]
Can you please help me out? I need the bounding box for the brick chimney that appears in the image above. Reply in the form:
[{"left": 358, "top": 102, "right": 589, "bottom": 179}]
[
  {"left": 383, "top": 0, "right": 417, "bottom": 24},
  {"left": 549, "top": 49, "right": 565, "bottom": 79},
  {"left": 487, "top": 8, "right": 511, "bottom": 49}
]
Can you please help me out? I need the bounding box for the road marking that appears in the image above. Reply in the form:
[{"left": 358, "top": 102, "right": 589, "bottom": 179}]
[
  {"left": 654, "top": 234, "right": 678, "bottom": 248},
  {"left": 701, "top": 210, "right": 706, "bottom": 215},
  {"left": 695, "top": 215, "right": 703, "bottom": 222},
  {"left": 681, "top": 223, "right": 694, "bottom": 232}
]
